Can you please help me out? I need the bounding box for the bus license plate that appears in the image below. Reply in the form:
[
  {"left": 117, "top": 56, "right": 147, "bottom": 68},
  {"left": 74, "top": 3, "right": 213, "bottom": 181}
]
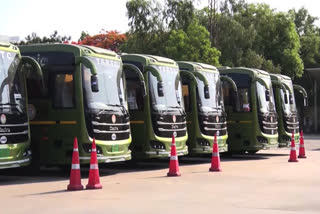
[
  {"left": 112, "top": 145, "right": 119, "bottom": 152},
  {"left": 0, "top": 149, "right": 10, "bottom": 157}
]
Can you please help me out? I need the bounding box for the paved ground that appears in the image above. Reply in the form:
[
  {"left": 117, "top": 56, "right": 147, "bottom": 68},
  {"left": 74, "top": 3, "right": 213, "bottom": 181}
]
[{"left": 0, "top": 135, "right": 319, "bottom": 214}]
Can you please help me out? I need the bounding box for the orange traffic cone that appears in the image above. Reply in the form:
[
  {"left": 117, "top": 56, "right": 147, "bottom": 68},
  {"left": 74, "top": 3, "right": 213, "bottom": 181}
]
[
  {"left": 298, "top": 130, "right": 307, "bottom": 158},
  {"left": 167, "top": 135, "right": 181, "bottom": 176},
  {"left": 288, "top": 132, "right": 298, "bottom": 162},
  {"left": 209, "top": 133, "right": 222, "bottom": 172},
  {"left": 67, "top": 137, "right": 84, "bottom": 191},
  {"left": 86, "top": 138, "right": 102, "bottom": 189}
]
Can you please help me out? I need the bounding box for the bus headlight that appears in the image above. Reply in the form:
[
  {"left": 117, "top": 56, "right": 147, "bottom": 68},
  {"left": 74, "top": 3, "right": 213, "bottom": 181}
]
[
  {"left": 23, "top": 148, "right": 32, "bottom": 157},
  {"left": 82, "top": 143, "right": 102, "bottom": 154},
  {"left": 257, "top": 136, "right": 268, "bottom": 144},
  {"left": 150, "top": 141, "right": 165, "bottom": 150},
  {"left": 197, "top": 138, "right": 210, "bottom": 146}
]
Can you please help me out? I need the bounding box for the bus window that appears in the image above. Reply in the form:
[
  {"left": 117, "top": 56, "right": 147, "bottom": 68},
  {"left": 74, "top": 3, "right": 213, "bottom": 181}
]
[{"left": 53, "top": 74, "right": 75, "bottom": 108}]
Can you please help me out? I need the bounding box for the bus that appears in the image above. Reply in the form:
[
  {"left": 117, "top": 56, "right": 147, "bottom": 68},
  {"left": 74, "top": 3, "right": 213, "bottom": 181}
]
[
  {"left": 0, "top": 41, "right": 42, "bottom": 169},
  {"left": 270, "top": 74, "right": 308, "bottom": 147},
  {"left": 219, "top": 67, "right": 278, "bottom": 154},
  {"left": 121, "top": 54, "right": 188, "bottom": 159},
  {"left": 178, "top": 61, "right": 237, "bottom": 154},
  {"left": 20, "top": 44, "right": 132, "bottom": 166}
]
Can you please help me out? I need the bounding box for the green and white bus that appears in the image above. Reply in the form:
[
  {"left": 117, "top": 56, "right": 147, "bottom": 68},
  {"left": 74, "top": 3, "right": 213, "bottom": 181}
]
[
  {"left": 121, "top": 54, "right": 188, "bottom": 159},
  {"left": 270, "top": 74, "right": 307, "bottom": 147},
  {"left": 219, "top": 67, "right": 278, "bottom": 154},
  {"left": 20, "top": 44, "right": 132, "bottom": 167},
  {"left": 0, "top": 41, "right": 42, "bottom": 169}
]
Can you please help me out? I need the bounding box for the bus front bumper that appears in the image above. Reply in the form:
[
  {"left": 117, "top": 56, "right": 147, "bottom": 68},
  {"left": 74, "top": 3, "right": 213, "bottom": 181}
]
[
  {"left": 144, "top": 147, "right": 188, "bottom": 158},
  {"left": 0, "top": 158, "right": 30, "bottom": 169},
  {"left": 79, "top": 153, "right": 131, "bottom": 163}
]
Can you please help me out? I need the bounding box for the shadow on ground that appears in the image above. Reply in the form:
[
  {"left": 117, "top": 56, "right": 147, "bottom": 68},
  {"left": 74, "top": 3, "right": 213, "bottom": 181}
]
[{"left": 0, "top": 152, "right": 285, "bottom": 186}]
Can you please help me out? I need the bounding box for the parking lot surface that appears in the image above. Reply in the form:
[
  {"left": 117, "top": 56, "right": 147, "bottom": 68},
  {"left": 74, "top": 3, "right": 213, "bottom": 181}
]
[{"left": 0, "top": 136, "right": 319, "bottom": 214}]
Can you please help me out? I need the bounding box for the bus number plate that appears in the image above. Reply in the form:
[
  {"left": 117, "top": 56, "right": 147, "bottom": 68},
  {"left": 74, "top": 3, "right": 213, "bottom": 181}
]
[
  {"left": 0, "top": 149, "right": 10, "bottom": 157},
  {"left": 112, "top": 144, "right": 119, "bottom": 152}
]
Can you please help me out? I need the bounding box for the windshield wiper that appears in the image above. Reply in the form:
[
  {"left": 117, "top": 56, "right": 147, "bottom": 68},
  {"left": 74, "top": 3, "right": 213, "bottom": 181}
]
[{"left": 97, "top": 108, "right": 114, "bottom": 116}]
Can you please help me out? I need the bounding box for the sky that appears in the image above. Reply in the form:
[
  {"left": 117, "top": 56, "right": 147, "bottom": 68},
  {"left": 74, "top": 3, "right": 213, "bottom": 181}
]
[{"left": 0, "top": 0, "right": 319, "bottom": 42}]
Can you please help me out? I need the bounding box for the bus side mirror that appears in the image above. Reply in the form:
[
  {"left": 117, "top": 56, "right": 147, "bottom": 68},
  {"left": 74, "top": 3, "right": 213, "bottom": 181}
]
[
  {"left": 289, "top": 94, "right": 293, "bottom": 104},
  {"left": 157, "top": 82, "right": 164, "bottom": 97},
  {"left": 265, "top": 90, "right": 270, "bottom": 101},
  {"left": 91, "top": 75, "right": 99, "bottom": 92},
  {"left": 141, "top": 81, "right": 147, "bottom": 97},
  {"left": 284, "top": 93, "right": 288, "bottom": 104},
  {"left": 204, "top": 85, "right": 210, "bottom": 99}
]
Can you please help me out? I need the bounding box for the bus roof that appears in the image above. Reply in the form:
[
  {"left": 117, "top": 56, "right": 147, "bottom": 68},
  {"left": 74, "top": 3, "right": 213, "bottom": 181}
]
[
  {"left": 177, "top": 61, "right": 218, "bottom": 73},
  {"left": 19, "top": 43, "right": 120, "bottom": 61},
  {"left": 219, "top": 67, "right": 270, "bottom": 78},
  {"left": 121, "top": 54, "right": 177, "bottom": 67}
]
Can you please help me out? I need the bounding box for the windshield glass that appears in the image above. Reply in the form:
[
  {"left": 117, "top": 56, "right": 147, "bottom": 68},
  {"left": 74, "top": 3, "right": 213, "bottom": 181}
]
[
  {"left": 280, "top": 81, "right": 297, "bottom": 115},
  {"left": 256, "top": 76, "right": 276, "bottom": 113},
  {"left": 149, "top": 65, "right": 184, "bottom": 111},
  {"left": 196, "top": 71, "right": 223, "bottom": 113},
  {"left": 0, "top": 50, "right": 25, "bottom": 113},
  {"left": 82, "top": 56, "right": 125, "bottom": 110}
]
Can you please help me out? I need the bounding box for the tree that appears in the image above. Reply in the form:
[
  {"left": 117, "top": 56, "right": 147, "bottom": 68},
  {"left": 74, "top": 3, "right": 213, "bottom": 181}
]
[
  {"left": 164, "top": 0, "right": 195, "bottom": 31},
  {"left": 79, "top": 31, "right": 90, "bottom": 41},
  {"left": 18, "top": 30, "right": 71, "bottom": 45},
  {"left": 80, "top": 30, "right": 127, "bottom": 53},
  {"left": 165, "top": 20, "right": 220, "bottom": 65}
]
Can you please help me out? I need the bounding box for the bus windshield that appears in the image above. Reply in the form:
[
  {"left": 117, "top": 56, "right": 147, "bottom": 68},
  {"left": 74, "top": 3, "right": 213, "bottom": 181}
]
[
  {"left": 280, "top": 81, "right": 297, "bottom": 115},
  {"left": 149, "top": 65, "right": 184, "bottom": 112},
  {"left": 82, "top": 56, "right": 125, "bottom": 110},
  {"left": 0, "top": 50, "right": 25, "bottom": 114},
  {"left": 256, "top": 77, "right": 276, "bottom": 114},
  {"left": 196, "top": 71, "right": 223, "bottom": 113}
]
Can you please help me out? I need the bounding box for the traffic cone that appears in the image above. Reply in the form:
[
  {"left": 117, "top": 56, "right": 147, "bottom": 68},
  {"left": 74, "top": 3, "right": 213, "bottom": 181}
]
[
  {"left": 209, "top": 133, "right": 222, "bottom": 172},
  {"left": 67, "top": 137, "right": 84, "bottom": 191},
  {"left": 86, "top": 138, "right": 102, "bottom": 189},
  {"left": 298, "top": 130, "right": 307, "bottom": 158},
  {"left": 167, "top": 135, "right": 181, "bottom": 177},
  {"left": 288, "top": 131, "right": 298, "bottom": 162}
]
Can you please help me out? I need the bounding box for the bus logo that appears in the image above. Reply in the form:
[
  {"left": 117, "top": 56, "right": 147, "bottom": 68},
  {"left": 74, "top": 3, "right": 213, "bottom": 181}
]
[
  {"left": 0, "top": 136, "right": 7, "bottom": 144},
  {"left": 173, "top": 131, "right": 177, "bottom": 137},
  {"left": 0, "top": 114, "right": 6, "bottom": 124},
  {"left": 111, "top": 133, "right": 117, "bottom": 140},
  {"left": 172, "top": 115, "right": 176, "bottom": 123},
  {"left": 216, "top": 116, "right": 219, "bottom": 123},
  {"left": 112, "top": 115, "right": 116, "bottom": 124}
]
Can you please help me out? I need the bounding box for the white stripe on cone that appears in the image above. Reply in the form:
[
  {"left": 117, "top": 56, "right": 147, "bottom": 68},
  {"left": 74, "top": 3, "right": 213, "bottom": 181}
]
[
  {"left": 170, "top": 156, "right": 178, "bottom": 160},
  {"left": 90, "top": 164, "right": 99, "bottom": 169},
  {"left": 212, "top": 152, "right": 219, "bottom": 157},
  {"left": 71, "top": 164, "right": 80, "bottom": 169},
  {"left": 92, "top": 149, "right": 97, "bottom": 152},
  {"left": 73, "top": 148, "right": 79, "bottom": 152},
  {"left": 291, "top": 147, "right": 296, "bottom": 151}
]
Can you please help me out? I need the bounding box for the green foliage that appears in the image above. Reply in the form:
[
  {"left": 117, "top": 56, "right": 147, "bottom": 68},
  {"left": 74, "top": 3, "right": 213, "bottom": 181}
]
[
  {"left": 124, "top": 0, "right": 320, "bottom": 78},
  {"left": 164, "top": 0, "right": 195, "bottom": 31},
  {"left": 165, "top": 20, "right": 220, "bottom": 65},
  {"left": 18, "top": 30, "right": 71, "bottom": 45}
]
